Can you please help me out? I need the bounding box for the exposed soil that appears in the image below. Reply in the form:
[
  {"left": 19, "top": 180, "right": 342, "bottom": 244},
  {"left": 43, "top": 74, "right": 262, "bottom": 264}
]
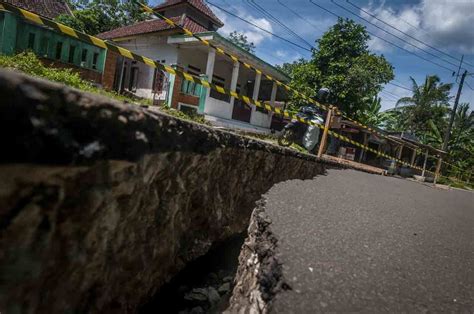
[{"left": 140, "top": 234, "right": 246, "bottom": 314}]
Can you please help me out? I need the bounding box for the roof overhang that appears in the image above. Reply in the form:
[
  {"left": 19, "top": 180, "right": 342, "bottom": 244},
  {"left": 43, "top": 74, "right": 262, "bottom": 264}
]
[{"left": 168, "top": 32, "right": 290, "bottom": 82}]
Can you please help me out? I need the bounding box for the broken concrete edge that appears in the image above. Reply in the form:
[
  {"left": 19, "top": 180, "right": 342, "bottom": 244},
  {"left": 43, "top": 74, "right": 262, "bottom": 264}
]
[
  {"left": 0, "top": 68, "right": 320, "bottom": 166},
  {"left": 227, "top": 198, "right": 289, "bottom": 313},
  {"left": 1, "top": 68, "right": 377, "bottom": 177},
  {"left": 1, "top": 69, "right": 330, "bottom": 312}
]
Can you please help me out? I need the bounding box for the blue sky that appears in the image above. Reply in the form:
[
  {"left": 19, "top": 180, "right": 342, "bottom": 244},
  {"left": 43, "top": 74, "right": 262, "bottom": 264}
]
[{"left": 150, "top": 0, "right": 474, "bottom": 111}]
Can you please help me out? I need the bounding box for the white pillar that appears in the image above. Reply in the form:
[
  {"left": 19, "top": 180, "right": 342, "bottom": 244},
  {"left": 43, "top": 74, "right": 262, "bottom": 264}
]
[
  {"left": 268, "top": 81, "right": 278, "bottom": 122},
  {"left": 250, "top": 72, "right": 262, "bottom": 125},
  {"left": 205, "top": 48, "right": 216, "bottom": 100},
  {"left": 229, "top": 61, "right": 240, "bottom": 107},
  {"left": 205, "top": 48, "right": 216, "bottom": 79},
  {"left": 270, "top": 81, "right": 277, "bottom": 106},
  {"left": 252, "top": 72, "right": 262, "bottom": 100}
]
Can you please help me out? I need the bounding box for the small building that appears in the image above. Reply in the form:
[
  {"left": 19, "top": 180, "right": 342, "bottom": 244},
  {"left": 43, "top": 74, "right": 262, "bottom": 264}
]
[
  {"left": 98, "top": 0, "right": 289, "bottom": 134},
  {"left": 328, "top": 116, "right": 446, "bottom": 177},
  {"left": 0, "top": 0, "right": 107, "bottom": 84}
]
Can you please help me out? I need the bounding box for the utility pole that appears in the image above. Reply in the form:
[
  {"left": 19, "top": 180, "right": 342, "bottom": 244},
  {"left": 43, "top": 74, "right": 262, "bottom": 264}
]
[{"left": 442, "top": 70, "right": 467, "bottom": 152}]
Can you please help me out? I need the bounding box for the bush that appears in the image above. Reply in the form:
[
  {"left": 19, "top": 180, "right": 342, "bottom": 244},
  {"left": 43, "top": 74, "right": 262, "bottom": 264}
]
[
  {"left": 0, "top": 52, "right": 151, "bottom": 105},
  {"left": 0, "top": 52, "right": 93, "bottom": 90},
  {"left": 160, "top": 107, "right": 209, "bottom": 125}
]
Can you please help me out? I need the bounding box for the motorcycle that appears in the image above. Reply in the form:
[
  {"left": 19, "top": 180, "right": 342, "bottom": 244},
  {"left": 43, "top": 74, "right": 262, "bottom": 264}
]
[
  {"left": 277, "top": 88, "right": 330, "bottom": 153},
  {"left": 277, "top": 105, "right": 324, "bottom": 153}
]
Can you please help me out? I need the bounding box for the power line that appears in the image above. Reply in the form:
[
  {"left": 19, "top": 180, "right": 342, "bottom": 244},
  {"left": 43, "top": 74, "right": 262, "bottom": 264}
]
[
  {"left": 330, "top": 0, "right": 458, "bottom": 73},
  {"left": 387, "top": 82, "right": 412, "bottom": 92},
  {"left": 276, "top": 0, "right": 326, "bottom": 32},
  {"left": 380, "top": 91, "right": 399, "bottom": 102},
  {"left": 381, "top": 89, "right": 402, "bottom": 100},
  {"left": 206, "top": 1, "right": 312, "bottom": 52},
  {"left": 346, "top": 0, "right": 474, "bottom": 71},
  {"left": 244, "top": 0, "right": 314, "bottom": 49},
  {"left": 308, "top": 0, "right": 457, "bottom": 74},
  {"left": 465, "top": 80, "right": 474, "bottom": 91}
]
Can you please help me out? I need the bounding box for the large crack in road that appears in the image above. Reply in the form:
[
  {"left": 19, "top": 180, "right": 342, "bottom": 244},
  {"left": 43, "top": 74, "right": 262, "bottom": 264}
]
[{"left": 232, "top": 169, "right": 473, "bottom": 312}]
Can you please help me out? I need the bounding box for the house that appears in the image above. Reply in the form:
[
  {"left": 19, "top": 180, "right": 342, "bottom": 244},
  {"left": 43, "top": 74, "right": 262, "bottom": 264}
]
[
  {"left": 98, "top": 0, "right": 289, "bottom": 133},
  {"left": 0, "top": 0, "right": 107, "bottom": 83},
  {"left": 327, "top": 116, "right": 446, "bottom": 177}
]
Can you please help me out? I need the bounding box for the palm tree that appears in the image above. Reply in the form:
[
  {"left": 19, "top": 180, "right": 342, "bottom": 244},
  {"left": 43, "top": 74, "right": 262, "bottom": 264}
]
[
  {"left": 425, "top": 103, "right": 473, "bottom": 177},
  {"left": 356, "top": 96, "right": 397, "bottom": 128},
  {"left": 395, "top": 75, "right": 452, "bottom": 136}
]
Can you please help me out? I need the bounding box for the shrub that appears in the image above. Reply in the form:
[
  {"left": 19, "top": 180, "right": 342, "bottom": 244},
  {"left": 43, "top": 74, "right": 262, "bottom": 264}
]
[
  {"left": 0, "top": 52, "right": 152, "bottom": 105},
  {"left": 0, "top": 52, "right": 93, "bottom": 90}
]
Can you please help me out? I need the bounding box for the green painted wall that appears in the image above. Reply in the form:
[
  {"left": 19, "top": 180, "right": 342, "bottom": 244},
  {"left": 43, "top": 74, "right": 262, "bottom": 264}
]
[
  {"left": 0, "top": 11, "right": 18, "bottom": 55},
  {"left": 0, "top": 11, "right": 106, "bottom": 73}
]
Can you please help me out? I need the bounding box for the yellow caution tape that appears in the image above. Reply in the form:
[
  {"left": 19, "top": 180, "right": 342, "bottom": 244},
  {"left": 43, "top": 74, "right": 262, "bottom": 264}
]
[{"left": 0, "top": 2, "right": 440, "bottom": 178}]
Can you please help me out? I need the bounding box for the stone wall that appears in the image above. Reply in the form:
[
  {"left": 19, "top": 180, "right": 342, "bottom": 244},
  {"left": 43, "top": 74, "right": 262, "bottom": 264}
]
[{"left": 0, "top": 70, "right": 328, "bottom": 313}]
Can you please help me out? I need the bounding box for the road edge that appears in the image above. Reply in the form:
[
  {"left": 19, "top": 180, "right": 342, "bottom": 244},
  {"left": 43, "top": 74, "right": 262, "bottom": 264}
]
[{"left": 226, "top": 198, "right": 290, "bottom": 313}]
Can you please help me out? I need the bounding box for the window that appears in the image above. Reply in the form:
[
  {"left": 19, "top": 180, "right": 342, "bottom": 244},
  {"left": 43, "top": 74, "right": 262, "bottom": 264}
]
[
  {"left": 68, "top": 45, "right": 76, "bottom": 64},
  {"left": 181, "top": 65, "right": 202, "bottom": 96},
  {"left": 92, "top": 52, "right": 99, "bottom": 70},
  {"left": 40, "top": 37, "right": 49, "bottom": 56},
  {"left": 210, "top": 75, "right": 230, "bottom": 102},
  {"left": 81, "top": 49, "right": 88, "bottom": 65},
  {"left": 187, "top": 65, "right": 201, "bottom": 76},
  {"left": 55, "top": 42, "right": 63, "bottom": 60},
  {"left": 27, "top": 33, "right": 36, "bottom": 50}
]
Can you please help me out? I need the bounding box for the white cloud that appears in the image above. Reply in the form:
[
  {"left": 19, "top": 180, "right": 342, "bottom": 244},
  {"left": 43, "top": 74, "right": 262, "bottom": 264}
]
[
  {"left": 213, "top": 6, "right": 273, "bottom": 45},
  {"left": 276, "top": 50, "right": 287, "bottom": 58},
  {"left": 362, "top": 0, "right": 474, "bottom": 54}
]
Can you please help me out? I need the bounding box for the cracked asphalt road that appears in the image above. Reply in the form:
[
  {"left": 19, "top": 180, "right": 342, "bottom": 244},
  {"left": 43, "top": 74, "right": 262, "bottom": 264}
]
[{"left": 265, "top": 169, "right": 474, "bottom": 313}]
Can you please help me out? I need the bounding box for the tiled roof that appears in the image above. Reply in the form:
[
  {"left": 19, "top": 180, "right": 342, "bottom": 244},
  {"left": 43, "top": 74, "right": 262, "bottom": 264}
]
[
  {"left": 154, "top": 0, "right": 223, "bottom": 27},
  {"left": 97, "top": 16, "right": 207, "bottom": 40},
  {"left": 2, "top": 0, "right": 72, "bottom": 19}
]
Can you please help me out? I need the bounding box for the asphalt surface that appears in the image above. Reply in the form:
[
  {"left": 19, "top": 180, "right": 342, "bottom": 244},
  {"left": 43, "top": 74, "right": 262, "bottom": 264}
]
[{"left": 265, "top": 169, "right": 474, "bottom": 313}]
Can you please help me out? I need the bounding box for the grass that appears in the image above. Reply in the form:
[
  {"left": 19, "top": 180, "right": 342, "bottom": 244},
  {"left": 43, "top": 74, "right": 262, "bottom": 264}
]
[
  {"left": 0, "top": 52, "right": 212, "bottom": 125},
  {"left": 437, "top": 176, "right": 473, "bottom": 190},
  {"left": 0, "top": 52, "right": 150, "bottom": 105}
]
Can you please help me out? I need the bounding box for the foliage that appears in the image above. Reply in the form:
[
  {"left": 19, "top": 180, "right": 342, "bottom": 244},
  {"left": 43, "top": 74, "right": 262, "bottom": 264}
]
[
  {"left": 394, "top": 75, "right": 452, "bottom": 137},
  {"left": 227, "top": 31, "right": 256, "bottom": 53},
  {"left": 286, "top": 18, "right": 394, "bottom": 115},
  {"left": 355, "top": 96, "right": 397, "bottom": 128},
  {"left": 385, "top": 74, "right": 473, "bottom": 179},
  {"left": 0, "top": 52, "right": 150, "bottom": 105},
  {"left": 0, "top": 52, "right": 93, "bottom": 89},
  {"left": 275, "top": 58, "right": 305, "bottom": 78},
  {"left": 160, "top": 107, "right": 209, "bottom": 125},
  {"left": 56, "top": 0, "right": 150, "bottom": 35}
]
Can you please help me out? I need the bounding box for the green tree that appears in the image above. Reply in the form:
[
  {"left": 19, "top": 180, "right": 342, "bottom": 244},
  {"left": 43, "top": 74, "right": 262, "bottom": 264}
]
[
  {"left": 288, "top": 18, "right": 394, "bottom": 116},
  {"left": 395, "top": 75, "right": 452, "bottom": 137},
  {"left": 56, "top": 0, "right": 149, "bottom": 35},
  {"left": 275, "top": 58, "right": 305, "bottom": 77},
  {"left": 356, "top": 96, "right": 397, "bottom": 128},
  {"left": 227, "top": 31, "right": 256, "bottom": 53}
]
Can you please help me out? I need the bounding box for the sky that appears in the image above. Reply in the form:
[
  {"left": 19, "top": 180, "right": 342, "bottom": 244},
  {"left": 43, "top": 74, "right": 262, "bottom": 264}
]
[{"left": 150, "top": 0, "right": 474, "bottom": 111}]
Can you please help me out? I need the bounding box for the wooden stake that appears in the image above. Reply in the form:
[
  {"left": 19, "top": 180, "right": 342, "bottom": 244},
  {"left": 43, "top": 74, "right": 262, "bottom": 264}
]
[
  {"left": 434, "top": 157, "right": 442, "bottom": 184},
  {"left": 359, "top": 132, "right": 368, "bottom": 162},
  {"left": 421, "top": 150, "right": 428, "bottom": 177},
  {"left": 317, "top": 107, "right": 333, "bottom": 158}
]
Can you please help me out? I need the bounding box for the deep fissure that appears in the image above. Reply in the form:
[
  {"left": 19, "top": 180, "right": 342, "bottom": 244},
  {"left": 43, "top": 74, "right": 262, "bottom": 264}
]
[{"left": 140, "top": 233, "right": 246, "bottom": 313}]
